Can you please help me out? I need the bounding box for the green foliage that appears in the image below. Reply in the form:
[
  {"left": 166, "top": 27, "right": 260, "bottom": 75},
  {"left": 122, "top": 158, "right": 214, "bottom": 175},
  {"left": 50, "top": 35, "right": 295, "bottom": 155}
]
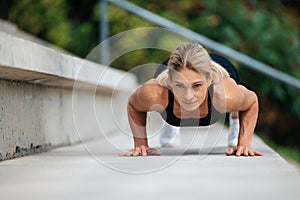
[
  {"left": 3, "top": 0, "right": 300, "bottom": 149},
  {"left": 107, "top": 4, "right": 154, "bottom": 34},
  {"left": 9, "top": 0, "right": 72, "bottom": 48},
  {"left": 189, "top": 0, "right": 300, "bottom": 115},
  {"left": 124, "top": 0, "right": 300, "bottom": 118},
  {"left": 259, "top": 133, "right": 300, "bottom": 165}
]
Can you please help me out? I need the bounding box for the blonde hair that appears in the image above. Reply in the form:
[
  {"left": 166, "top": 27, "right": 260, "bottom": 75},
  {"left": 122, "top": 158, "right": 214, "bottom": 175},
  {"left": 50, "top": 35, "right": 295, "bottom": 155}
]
[{"left": 156, "top": 42, "right": 229, "bottom": 86}]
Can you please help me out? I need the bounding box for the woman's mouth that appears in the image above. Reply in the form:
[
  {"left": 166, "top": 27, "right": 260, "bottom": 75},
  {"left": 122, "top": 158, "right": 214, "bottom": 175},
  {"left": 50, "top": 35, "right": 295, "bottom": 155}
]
[{"left": 182, "top": 101, "right": 197, "bottom": 105}]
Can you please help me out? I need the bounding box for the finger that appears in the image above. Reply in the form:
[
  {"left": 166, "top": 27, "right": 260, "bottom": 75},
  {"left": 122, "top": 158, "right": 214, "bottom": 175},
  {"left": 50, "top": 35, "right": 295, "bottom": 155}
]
[
  {"left": 119, "top": 152, "right": 127, "bottom": 156},
  {"left": 248, "top": 150, "right": 255, "bottom": 156},
  {"left": 147, "top": 148, "right": 161, "bottom": 156},
  {"left": 119, "top": 150, "right": 133, "bottom": 157},
  {"left": 254, "top": 151, "right": 263, "bottom": 156},
  {"left": 141, "top": 146, "right": 147, "bottom": 156},
  {"left": 132, "top": 147, "right": 141, "bottom": 156},
  {"left": 225, "top": 148, "right": 234, "bottom": 156},
  {"left": 243, "top": 148, "right": 249, "bottom": 157},
  {"left": 236, "top": 147, "right": 243, "bottom": 157}
]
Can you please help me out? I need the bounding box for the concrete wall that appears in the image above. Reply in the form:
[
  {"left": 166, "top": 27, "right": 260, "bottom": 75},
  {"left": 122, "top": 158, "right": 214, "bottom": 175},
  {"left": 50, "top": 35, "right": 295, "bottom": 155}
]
[{"left": 0, "top": 23, "right": 137, "bottom": 160}]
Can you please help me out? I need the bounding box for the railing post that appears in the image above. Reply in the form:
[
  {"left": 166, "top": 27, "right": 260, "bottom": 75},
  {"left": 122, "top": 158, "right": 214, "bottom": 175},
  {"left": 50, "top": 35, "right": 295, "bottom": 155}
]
[{"left": 99, "top": 0, "right": 109, "bottom": 66}]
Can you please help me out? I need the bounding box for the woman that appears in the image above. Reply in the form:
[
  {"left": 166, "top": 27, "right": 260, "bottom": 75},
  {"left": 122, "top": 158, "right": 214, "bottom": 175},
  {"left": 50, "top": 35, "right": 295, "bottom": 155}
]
[
  {"left": 120, "top": 42, "right": 262, "bottom": 157},
  {"left": 155, "top": 53, "right": 240, "bottom": 148}
]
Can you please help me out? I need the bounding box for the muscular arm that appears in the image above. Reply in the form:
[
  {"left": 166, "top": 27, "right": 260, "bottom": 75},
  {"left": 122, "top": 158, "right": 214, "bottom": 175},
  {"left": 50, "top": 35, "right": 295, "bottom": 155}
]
[
  {"left": 120, "top": 82, "right": 167, "bottom": 156},
  {"left": 231, "top": 86, "right": 258, "bottom": 147},
  {"left": 216, "top": 78, "right": 262, "bottom": 156},
  {"left": 237, "top": 89, "right": 258, "bottom": 146},
  {"left": 127, "top": 92, "right": 148, "bottom": 147}
]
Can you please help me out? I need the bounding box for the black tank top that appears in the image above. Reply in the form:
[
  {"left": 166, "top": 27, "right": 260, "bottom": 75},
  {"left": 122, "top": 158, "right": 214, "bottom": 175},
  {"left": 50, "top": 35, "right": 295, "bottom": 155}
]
[{"left": 160, "top": 85, "right": 224, "bottom": 127}]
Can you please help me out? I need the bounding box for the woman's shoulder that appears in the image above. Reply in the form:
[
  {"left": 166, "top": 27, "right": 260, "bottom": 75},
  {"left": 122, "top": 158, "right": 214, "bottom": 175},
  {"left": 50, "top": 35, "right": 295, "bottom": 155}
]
[
  {"left": 132, "top": 79, "right": 169, "bottom": 111},
  {"left": 141, "top": 79, "right": 168, "bottom": 100},
  {"left": 213, "top": 77, "right": 256, "bottom": 112},
  {"left": 215, "top": 76, "right": 237, "bottom": 89},
  {"left": 212, "top": 77, "right": 238, "bottom": 113}
]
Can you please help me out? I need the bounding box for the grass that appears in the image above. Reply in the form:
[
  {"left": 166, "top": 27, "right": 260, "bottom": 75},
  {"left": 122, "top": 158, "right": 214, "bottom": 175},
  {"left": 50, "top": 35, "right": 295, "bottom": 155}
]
[{"left": 259, "top": 134, "right": 300, "bottom": 166}]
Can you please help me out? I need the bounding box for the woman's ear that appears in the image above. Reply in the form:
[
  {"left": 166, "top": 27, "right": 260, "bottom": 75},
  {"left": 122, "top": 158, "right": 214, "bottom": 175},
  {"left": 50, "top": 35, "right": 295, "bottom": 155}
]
[
  {"left": 207, "top": 74, "right": 213, "bottom": 86},
  {"left": 167, "top": 76, "right": 173, "bottom": 89}
]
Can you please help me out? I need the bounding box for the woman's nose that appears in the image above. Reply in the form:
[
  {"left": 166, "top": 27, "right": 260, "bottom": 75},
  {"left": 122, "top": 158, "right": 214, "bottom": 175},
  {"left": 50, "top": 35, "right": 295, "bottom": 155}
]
[{"left": 184, "top": 88, "right": 194, "bottom": 100}]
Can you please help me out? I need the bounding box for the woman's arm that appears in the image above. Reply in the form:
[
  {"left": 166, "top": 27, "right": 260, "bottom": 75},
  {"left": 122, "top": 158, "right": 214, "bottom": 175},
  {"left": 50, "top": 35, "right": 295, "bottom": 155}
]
[
  {"left": 227, "top": 88, "right": 262, "bottom": 156},
  {"left": 120, "top": 82, "right": 166, "bottom": 156},
  {"left": 217, "top": 78, "right": 262, "bottom": 156}
]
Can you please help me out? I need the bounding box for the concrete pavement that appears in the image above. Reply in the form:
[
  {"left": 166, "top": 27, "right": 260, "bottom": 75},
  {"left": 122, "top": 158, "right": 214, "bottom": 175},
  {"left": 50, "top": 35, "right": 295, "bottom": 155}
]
[{"left": 1, "top": 119, "right": 300, "bottom": 200}]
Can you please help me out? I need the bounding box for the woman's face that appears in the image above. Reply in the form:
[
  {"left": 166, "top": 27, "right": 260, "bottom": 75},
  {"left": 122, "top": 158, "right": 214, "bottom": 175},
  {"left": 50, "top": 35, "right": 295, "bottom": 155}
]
[{"left": 169, "top": 69, "right": 210, "bottom": 111}]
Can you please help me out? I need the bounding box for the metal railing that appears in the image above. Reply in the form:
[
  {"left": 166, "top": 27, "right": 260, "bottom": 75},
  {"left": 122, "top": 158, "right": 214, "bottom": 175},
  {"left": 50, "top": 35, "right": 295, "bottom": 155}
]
[{"left": 100, "top": 0, "right": 300, "bottom": 90}]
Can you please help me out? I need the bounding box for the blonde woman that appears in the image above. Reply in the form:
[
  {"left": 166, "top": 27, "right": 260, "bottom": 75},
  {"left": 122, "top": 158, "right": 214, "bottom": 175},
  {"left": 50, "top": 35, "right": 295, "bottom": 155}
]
[
  {"left": 155, "top": 54, "right": 240, "bottom": 148},
  {"left": 120, "top": 42, "right": 262, "bottom": 157}
]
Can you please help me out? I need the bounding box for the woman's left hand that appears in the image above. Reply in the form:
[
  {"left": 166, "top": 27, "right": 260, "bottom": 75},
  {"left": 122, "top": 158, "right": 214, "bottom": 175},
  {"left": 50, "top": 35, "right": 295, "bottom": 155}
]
[{"left": 226, "top": 145, "right": 263, "bottom": 156}]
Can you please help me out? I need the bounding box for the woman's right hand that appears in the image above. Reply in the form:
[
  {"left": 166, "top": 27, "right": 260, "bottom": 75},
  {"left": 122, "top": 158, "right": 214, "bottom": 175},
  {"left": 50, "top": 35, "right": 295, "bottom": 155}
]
[{"left": 119, "top": 146, "right": 161, "bottom": 156}]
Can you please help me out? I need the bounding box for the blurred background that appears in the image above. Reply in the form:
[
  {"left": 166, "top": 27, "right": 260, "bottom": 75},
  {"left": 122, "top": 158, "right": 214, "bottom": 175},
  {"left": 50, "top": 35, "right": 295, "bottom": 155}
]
[{"left": 0, "top": 0, "right": 299, "bottom": 163}]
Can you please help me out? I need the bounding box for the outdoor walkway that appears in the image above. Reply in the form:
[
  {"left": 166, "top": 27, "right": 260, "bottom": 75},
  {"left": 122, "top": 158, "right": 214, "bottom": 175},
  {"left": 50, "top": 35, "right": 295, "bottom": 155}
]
[{"left": 1, "top": 118, "right": 300, "bottom": 200}]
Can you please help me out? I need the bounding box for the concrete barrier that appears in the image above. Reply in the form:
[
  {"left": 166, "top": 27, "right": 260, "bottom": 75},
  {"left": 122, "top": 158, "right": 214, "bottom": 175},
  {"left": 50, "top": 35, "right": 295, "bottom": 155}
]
[{"left": 0, "top": 26, "right": 137, "bottom": 161}]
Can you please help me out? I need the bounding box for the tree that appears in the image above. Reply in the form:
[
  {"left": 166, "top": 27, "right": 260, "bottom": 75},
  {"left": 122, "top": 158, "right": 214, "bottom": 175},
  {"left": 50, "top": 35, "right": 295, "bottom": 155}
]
[{"left": 8, "top": 0, "right": 72, "bottom": 48}]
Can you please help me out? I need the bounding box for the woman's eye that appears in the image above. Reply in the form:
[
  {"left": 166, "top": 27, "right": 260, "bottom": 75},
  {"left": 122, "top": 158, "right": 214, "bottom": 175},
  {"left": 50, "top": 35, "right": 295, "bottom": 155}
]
[
  {"left": 176, "top": 84, "right": 185, "bottom": 88},
  {"left": 193, "top": 84, "right": 202, "bottom": 89}
]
